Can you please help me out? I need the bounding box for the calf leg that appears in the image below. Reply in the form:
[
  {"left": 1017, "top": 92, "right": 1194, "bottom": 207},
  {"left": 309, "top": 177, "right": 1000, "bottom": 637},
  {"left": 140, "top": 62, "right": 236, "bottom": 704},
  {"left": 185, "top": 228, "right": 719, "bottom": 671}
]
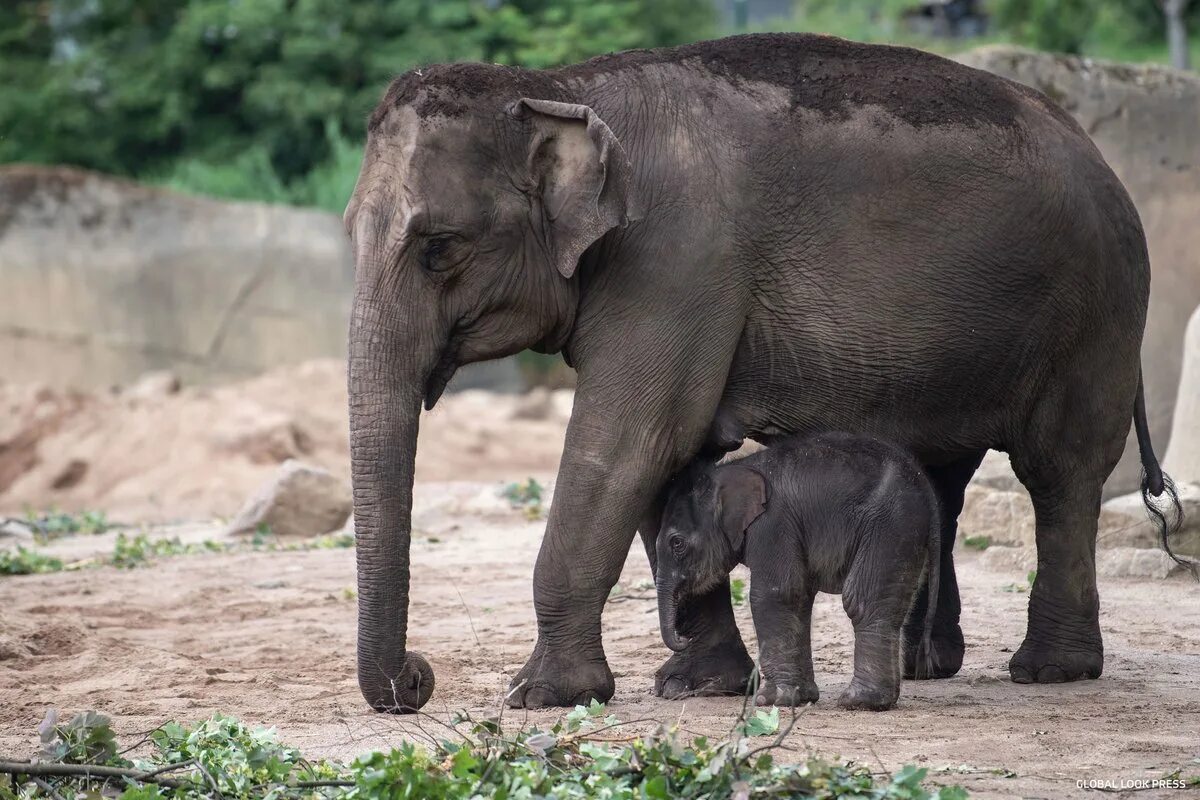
[{"left": 751, "top": 585, "right": 818, "bottom": 707}]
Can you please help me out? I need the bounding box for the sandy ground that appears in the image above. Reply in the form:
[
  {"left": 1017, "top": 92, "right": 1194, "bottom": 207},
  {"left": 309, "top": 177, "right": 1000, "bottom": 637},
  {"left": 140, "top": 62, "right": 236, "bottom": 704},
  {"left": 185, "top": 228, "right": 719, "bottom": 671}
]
[
  {"left": 0, "top": 360, "right": 569, "bottom": 521},
  {"left": 2, "top": 481, "right": 1197, "bottom": 799}
]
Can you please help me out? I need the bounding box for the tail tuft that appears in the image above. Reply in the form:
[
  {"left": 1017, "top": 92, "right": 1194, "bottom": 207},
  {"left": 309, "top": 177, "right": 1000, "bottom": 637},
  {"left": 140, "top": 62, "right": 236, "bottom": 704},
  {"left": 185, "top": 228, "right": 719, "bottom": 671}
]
[{"left": 1140, "top": 471, "right": 1195, "bottom": 579}]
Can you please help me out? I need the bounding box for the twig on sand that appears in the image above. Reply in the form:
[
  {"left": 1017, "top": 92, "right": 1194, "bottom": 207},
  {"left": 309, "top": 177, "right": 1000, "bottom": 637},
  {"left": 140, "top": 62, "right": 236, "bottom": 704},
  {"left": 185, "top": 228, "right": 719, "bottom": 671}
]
[{"left": 31, "top": 777, "right": 65, "bottom": 800}]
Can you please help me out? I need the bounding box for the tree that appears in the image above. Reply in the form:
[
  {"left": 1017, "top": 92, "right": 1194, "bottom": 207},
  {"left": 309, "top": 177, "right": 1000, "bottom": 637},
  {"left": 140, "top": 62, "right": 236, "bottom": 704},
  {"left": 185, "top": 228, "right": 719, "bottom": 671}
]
[
  {"left": 0, "top": 0, "right": 714, "bottom": 194},
  {"left": 1162, "top": 0, "right": 1192, "bottom": 69}
]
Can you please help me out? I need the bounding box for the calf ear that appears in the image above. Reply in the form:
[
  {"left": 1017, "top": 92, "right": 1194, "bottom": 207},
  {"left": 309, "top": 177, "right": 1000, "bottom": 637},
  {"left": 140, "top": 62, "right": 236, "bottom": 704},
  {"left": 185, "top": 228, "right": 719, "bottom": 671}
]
[
  {"left": 517, "top": 98, "right": 640, "bottom": 278},
  {"left": 714, "top": 465, "right": 768, "bottom": 553}
]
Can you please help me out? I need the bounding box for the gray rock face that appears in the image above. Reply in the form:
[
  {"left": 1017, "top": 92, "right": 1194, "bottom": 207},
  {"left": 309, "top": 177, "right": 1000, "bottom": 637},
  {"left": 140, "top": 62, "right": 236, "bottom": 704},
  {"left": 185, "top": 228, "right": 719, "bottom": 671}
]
[
  {"left": 0, "top": 166, "right": 354, "bottom": 388},
  {"left": 0, "top": 165, "right": 528, "bottom": 392},
  {"left": 1096, "top": 547, "right": 1189, "bottom": 580},
  {"left": 226, "top": 460, "right": 352, "bottom": 539},
  {"left": 1164, "top": 305, "right": 1200, "bottom": 485},
  {"left": 1100, "top": 482, "right": 1200, "bottom": 557},
  {"left": 955, "top": 47, "right": 1200, "bottom": 497}
]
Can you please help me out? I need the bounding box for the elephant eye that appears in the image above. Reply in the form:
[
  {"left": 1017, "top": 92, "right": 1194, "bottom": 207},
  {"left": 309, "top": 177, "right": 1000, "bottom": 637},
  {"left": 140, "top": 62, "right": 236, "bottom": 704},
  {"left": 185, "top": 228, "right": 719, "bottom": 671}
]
[
  {"left": 670, "top": 534, "right": 685, "bottom": 555},
  {"left": 420, "top": 236, "right": 454, "bottom": 273}
]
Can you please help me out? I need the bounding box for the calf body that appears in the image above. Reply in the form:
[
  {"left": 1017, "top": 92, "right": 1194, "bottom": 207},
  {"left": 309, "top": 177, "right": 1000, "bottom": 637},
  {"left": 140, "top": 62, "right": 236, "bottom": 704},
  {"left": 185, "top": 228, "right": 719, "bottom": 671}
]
[{"left": 656, "top": 432, "right": 940, "bottom": 710}]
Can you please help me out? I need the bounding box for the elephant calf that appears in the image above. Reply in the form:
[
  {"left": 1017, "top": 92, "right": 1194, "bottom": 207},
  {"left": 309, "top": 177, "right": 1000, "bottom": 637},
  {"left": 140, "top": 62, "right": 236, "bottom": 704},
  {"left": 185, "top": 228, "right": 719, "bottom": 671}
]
[{"left": 655, "top": 432, "right": 940, "bottom": 710}]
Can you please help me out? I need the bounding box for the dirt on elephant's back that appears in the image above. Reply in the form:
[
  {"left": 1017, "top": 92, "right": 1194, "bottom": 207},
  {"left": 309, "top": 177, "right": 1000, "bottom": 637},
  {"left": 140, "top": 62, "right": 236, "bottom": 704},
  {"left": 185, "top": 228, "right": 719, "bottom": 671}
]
[{"left": 1, "top": 486, "right": 1197, "bottom": 797}]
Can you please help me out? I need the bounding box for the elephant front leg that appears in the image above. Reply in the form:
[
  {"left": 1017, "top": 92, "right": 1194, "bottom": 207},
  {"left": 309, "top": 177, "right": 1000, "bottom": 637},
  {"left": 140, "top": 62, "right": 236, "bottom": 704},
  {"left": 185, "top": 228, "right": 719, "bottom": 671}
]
[
  {"left": 751, "top": 587, "right": 818, "bottom": 707},
  {"left": 507, "top": 426, "right": 705, "bottom": 708},
  {"left": 654, "top": 580, "right": 755, "bottom": 698}
]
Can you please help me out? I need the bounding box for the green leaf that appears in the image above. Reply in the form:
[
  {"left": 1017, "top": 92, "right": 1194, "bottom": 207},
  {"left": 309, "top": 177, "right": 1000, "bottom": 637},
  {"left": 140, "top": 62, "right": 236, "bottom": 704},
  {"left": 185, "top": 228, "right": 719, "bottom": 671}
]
[{"left": 742, "top": 706, "right": 780, "bottom": 737}]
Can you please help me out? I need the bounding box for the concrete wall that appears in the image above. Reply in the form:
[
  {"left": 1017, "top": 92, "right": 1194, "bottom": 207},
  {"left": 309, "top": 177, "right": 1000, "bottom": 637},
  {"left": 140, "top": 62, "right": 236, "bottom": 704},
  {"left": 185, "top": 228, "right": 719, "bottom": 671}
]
[
  {"left": 0, "top": 165, "right": 355, "bottom": 388},
  {"left": 0, "top": 165, "right": 525, "bottom": 392},
  {"left": 956, "top": 47, "right": 1200, "bottom": 495}
]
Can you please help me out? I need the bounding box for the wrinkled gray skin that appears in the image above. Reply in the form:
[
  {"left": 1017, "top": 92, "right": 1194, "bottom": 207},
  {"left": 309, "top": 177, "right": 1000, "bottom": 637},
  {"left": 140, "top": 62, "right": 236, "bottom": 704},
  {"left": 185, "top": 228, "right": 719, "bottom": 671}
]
[
  {"left": 345, "top": 33, "right": 1164, "bottom": 712},
  {"left": 656, "top": 433, "right": 941, "bottom": 711}
]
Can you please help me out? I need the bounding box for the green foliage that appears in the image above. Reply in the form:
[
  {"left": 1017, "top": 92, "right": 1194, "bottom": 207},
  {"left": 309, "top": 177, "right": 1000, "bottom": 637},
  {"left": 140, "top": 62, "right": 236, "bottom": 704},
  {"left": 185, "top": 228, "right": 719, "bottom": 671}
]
[
  {"left": 990, "top": 0, "right": 1097, "bottom": 55},
  {"left": 738, "top": 705, "right": 779, "bottom": 737},
  {"left": 1001, "top": 572, "right": 1037, "bottom": 594},
  {"left": 502, "top": 477, "right": 546, "bottom": 519},
  {"left": 962, "top": 536, "right": 991, "bottom": 551},
  {"left": 1, "top": 528, "right": 355, "bottom": 577},
  {"left": 730, "top": 577, "right": 747, "bottom": 606},
  {"left": 24, "top": 509, "right": 112, "bottom": 542},
  {"left": 0, "top": 546, "right": 65, "bottom": 576},
  {"left": 38, "top": 710, "right": 121, "bottom": 765},
  {"left": 0, "top": 0, "right": 714, "bottom": 212},
  {"left": 0, "top": 705, "right": 968, "bottom": 799}
]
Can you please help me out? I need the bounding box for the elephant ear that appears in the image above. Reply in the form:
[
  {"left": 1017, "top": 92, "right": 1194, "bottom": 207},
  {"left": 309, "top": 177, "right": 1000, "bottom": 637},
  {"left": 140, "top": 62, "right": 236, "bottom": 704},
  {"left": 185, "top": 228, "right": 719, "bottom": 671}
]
[
  {"left": 714, "top": 465, "right": 768, "bottom": 555},
  {"left": 518, "top": 98, "right": 640, "bottom": 278}
]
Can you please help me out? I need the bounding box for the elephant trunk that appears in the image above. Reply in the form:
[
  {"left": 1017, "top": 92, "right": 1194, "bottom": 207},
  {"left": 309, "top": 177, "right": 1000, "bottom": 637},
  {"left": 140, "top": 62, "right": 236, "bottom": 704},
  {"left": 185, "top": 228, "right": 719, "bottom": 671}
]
[
  {"left": 657, "top": 578, "right": 691, "bottom": 652},
  {"left": 349, "top": 296, "right": 436, "bottom": 713}
]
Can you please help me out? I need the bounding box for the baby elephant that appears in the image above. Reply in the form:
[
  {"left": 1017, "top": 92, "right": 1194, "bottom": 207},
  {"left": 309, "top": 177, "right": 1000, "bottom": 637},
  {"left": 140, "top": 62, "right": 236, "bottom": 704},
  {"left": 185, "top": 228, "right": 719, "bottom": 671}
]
[{"left": 656, "top": 432, "right": 940, "bottom": 710}]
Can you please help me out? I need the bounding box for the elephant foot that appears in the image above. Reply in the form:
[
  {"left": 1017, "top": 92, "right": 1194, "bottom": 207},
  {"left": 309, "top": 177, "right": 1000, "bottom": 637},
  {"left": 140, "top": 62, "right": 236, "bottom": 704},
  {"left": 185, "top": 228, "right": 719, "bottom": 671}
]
[
  {"left": 837, "top": 679, "right": 899, "bottom": 711},
  {"left": 756, "top": 679, "right": 818, "bottom": 707},
  {"left": 654, "top": 638, "right": 755, "bottom": 699},
  {"left": 1008, "top": 641, "right": 1102, "bottom": 684},
  {"left": 902, "top": 624, "right": 964, "bottom": 680},
  {"left": 507, "top": 641, "right": 615, "bottom": 708}
]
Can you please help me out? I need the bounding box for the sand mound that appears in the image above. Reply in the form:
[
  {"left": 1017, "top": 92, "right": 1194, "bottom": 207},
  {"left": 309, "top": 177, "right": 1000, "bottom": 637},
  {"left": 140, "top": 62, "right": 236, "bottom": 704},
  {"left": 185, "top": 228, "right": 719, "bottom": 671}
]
[{"left": 0, "top": 360, "right": 570, "bottom": 522}]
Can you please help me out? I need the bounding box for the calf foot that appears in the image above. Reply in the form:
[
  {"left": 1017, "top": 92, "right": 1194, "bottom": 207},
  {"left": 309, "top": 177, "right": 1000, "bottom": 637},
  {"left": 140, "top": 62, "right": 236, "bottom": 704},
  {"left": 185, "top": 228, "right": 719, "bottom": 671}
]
[
  {"left": 756, "top": 679, "right": 819, "bottom": 707},
  {"left": 837, "top": 679, "right": 899, "bottom": 711},
  {"left": 655, "top": 638, "right": 755, "bottom": 699},
  {"left": 507, "top": 639, "right": 615, "bottom": 708},
  {"left": 1008, "top": 641, "right": 1102, "bottom": 684},
  {"left": 902, "top": 624, "right": 965, "bottom": 680}
]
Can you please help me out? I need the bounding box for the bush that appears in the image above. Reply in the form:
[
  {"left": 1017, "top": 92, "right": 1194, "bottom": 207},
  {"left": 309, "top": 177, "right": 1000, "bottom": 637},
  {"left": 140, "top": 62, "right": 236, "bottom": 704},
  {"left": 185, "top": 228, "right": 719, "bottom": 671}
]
[{"left": 0, "top": 705, "right": 969, "bottom": 799}]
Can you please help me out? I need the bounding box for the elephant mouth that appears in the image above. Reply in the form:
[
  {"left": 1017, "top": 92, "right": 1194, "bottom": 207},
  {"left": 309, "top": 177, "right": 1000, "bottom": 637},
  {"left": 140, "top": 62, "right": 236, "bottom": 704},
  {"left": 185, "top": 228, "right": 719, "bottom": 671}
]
[{"left": 423, "top": 338, "right": 460, "bottom": 411}]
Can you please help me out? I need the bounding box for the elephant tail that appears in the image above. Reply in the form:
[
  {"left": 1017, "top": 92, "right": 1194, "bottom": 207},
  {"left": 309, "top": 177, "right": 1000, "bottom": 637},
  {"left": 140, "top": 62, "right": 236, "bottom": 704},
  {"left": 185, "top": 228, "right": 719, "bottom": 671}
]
[
  {"left": 916, "top": 480, "right": 942, "bottom": 679},
  {"left": 1134, "top": 370, "right": 1194, "bottom": 577}
]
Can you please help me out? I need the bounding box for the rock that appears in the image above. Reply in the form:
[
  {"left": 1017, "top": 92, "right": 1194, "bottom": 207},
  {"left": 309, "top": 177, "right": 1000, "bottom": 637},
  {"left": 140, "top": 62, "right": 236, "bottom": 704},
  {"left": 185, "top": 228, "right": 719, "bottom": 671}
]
[
  {"left": 1099, "top": 482, "right": 1200, "bottom": 557},
  {"left": 1164, "top": 305, "right": 1200, "bottom": 485},
  {"left": 123, "top": 371, "right": 181, "bottom": 401},
  {"left": 1096, "top": 547, "right": 1188, "bottom": 580},
  {"left": 961, "top": 484, "right": 1133, "bottom": 550},
  {"left": 955, "top": 48, "right": 1200, "bottom": 497},
  {"left": 959, "top": 485, "right": 1037, "bottom": 548},
  {"left": 226, "top": 460, "right": 351, "bottom": 539},
  {"left": 0, "top": 517, "right": 35, "bottom": 543},
  {"left": 977, "top": 545, "right": 1038, "bottom": 574},
  {"left": 970, "top": 450, "right": 1023, "bottom": 492}
]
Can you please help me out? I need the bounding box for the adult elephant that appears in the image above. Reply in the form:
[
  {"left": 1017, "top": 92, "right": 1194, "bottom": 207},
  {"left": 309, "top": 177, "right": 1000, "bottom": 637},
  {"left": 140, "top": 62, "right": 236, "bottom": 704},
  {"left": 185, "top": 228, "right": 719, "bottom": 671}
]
[{"left": 345, "top": 32, "right": 1174, "bottom": 712}]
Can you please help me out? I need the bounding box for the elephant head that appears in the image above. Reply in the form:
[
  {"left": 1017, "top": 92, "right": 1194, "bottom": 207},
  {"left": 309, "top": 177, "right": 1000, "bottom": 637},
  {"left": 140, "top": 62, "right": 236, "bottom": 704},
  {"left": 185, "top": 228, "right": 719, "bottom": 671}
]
[
  {"left": 655, "top": 464, "right": 767, "bottom": 652},
  {"left": 344, "top": 64, "right": 639, "bottom": 712}
]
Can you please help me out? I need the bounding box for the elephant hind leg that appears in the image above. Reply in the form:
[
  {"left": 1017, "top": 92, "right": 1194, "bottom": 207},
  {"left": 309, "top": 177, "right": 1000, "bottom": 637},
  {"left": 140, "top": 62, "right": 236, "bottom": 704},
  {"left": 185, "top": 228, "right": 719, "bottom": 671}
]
[
  {"left": 1005, "top": 361, "right": 1138, "bottom": 684},
  {"left": 902, "top": 450, "right": 985, "bottom": 680}
]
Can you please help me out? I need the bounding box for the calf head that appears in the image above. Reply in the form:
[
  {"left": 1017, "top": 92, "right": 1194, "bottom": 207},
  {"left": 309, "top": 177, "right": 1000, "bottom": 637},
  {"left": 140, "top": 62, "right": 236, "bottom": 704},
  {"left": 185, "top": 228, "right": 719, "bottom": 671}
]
[{"left": 656, "top": 462, "right": 768, "bottom": 651}]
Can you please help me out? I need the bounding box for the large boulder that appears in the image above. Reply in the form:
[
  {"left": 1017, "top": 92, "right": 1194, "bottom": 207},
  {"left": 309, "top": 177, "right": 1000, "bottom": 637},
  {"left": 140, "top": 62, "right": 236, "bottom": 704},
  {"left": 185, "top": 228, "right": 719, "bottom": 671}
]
[
  {"left": 956, "top": 48, "right": 1200, "bottom": 497},
  {"left": 226, "top": 459, "right": 352, "bottom": 539}
]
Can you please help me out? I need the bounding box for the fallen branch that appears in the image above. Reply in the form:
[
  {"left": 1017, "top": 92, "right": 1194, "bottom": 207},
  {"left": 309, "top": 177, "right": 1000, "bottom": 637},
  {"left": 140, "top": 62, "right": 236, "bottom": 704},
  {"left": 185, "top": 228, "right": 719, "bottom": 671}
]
[{"left": 0, "top": 759, "right": 183, "bottom": 788}]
